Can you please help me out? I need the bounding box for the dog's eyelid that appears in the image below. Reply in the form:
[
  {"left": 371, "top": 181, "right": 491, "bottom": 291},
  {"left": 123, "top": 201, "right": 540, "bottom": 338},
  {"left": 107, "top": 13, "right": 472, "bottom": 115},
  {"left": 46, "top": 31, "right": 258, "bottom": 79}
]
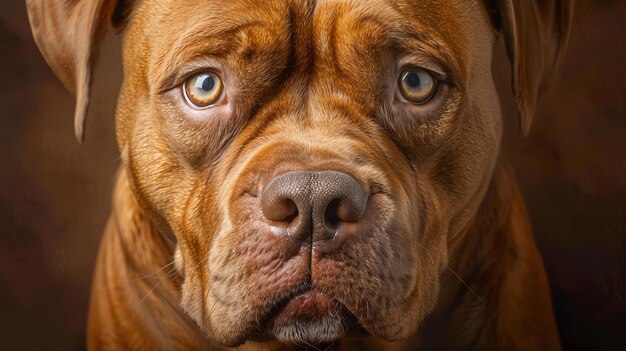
[
  {"left": 417, "top": 63, "right": 445, "bottom": 76},
  {"left": 156, "top": 59, "right": 225, "bottom": 94},
  {"left": 397, "top": 56, "right": 447, "bottom": 76},
  {"left": 157, "top": 70, "right": 194, "bottom": 94},
  {"left": 157, "top": 74, "right": 181, "bottom": 94}
]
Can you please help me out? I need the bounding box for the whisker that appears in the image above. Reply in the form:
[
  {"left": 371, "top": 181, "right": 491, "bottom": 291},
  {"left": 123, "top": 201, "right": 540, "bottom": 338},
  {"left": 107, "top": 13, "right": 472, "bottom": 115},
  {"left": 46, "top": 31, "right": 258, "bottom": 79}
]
[
  {"left": 414, "top": 241, "right": 435, "bottom": 266},
  {"left": 134, "top": 263, "right": 180, "bottom": 310},
  {"left": 445, "top": 265, "right": 478, "bottom": 298},
  {"left": 130, "top": 260, "right": 177, "bottom": 281}
]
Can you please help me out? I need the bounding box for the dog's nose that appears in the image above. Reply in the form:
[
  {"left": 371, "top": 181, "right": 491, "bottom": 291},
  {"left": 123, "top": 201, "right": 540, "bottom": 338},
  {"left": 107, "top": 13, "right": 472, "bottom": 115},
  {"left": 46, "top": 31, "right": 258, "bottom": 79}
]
[{"left": 260, "top": 171, "right": 368, "bottom": 246}]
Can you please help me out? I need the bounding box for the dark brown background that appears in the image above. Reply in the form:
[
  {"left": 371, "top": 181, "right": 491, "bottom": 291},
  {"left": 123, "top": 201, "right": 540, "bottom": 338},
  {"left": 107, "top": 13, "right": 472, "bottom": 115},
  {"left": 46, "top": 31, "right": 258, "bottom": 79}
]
[{"left": 1, "top": 0, "right": 624, "bottom": 350}]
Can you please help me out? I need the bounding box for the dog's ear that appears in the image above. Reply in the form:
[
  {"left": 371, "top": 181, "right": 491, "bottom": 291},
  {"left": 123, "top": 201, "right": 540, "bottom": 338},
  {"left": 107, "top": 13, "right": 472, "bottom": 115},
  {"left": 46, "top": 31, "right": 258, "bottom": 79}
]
[
  {"left": 491, "top": 0, "right": 574, "bottom": 134},
  {"left": 26, "top": 0, "right": 132, "bottom": 142}
]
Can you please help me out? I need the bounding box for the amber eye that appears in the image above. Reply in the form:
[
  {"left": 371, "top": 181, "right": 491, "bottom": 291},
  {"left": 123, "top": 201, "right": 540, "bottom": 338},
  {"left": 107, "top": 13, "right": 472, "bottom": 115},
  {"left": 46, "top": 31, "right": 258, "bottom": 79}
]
[
  {"left": 398, "top": 68, "right": 437, "bottom": 104},
  {"left": 183, "top": 71, "right": 223, "bottom": 109}
]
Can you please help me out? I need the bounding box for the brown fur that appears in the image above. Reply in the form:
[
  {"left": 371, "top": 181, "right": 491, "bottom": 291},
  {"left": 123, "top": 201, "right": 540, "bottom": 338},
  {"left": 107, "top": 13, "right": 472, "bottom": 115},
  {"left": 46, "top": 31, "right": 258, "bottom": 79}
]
[{"left": 27, "top": 0, "right": 571, "bottom": 349}]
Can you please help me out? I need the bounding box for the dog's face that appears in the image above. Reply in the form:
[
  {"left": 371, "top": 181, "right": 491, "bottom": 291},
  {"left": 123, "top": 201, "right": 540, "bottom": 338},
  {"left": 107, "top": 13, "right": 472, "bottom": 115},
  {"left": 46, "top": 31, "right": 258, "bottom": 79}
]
[
  {"left": 28, "top": 0, "right": 570, "bottom": 347},
  {"left": 116, "top": 0, "right": 500, "bottom": 345}
]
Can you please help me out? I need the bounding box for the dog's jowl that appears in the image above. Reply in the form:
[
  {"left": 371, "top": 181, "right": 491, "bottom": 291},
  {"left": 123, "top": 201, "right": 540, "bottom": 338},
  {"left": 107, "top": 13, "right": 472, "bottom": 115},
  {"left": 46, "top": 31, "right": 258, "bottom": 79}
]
[{"left": 27, "top": 0, "right": 572, "bottom": 350}]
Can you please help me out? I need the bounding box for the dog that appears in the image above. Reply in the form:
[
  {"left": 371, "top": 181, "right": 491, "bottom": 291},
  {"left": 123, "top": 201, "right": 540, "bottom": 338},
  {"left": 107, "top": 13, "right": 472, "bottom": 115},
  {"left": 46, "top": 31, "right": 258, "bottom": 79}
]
[{"left": 27, "top": 0, "right": 572, "bottom": 349}]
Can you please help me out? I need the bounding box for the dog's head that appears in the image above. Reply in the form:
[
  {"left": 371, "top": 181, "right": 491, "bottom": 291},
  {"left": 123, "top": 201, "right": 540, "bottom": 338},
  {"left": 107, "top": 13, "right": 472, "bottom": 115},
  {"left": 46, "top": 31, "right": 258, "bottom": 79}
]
[{"left": 28, "top": 0, "right": 571, "bottom": 346}]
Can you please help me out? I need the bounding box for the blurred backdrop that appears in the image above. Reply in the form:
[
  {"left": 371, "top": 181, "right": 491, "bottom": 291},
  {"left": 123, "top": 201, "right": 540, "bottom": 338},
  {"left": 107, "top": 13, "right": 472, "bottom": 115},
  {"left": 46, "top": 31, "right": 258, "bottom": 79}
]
[{"left": 1, "top": 0, "right": 625, "bottom": 349}]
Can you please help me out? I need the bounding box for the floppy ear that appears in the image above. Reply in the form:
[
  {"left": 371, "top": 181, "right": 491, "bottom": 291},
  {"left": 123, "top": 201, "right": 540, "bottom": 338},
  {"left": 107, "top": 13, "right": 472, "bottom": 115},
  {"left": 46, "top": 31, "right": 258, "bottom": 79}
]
[
  {"left": 493, "top": 0, "right": 574, "bottom": 134},
  {"left": 26, "top": 0, "right": 121, "bottom": 142}
]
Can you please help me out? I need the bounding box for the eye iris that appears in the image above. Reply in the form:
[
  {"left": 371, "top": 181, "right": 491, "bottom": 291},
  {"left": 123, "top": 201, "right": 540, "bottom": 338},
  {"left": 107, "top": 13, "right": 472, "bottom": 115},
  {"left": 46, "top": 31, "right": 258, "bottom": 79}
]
[
  {"left": 399, "top": 69, "right": 436, "bottom": 103},
  {"left": 184, "top": 72, "right": 222, "bottom": 108}
]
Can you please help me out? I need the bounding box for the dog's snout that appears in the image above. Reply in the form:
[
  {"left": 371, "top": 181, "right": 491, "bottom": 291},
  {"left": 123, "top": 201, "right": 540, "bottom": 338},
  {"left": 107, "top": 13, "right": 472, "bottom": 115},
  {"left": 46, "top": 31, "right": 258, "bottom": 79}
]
[{"left": 260, "top": 171, "right": 368, "bottom": 246}]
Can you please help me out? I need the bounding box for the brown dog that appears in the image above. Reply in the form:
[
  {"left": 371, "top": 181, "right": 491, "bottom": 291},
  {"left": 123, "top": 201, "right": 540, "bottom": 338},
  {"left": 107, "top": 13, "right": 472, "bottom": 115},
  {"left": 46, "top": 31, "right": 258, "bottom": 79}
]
[{"left": 27, "top": 0, "right": 572, "bottom": 349}]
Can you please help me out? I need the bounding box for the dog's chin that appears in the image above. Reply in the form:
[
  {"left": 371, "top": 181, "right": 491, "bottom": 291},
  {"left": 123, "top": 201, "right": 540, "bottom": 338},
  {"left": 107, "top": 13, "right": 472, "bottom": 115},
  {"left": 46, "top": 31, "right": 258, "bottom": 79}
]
[
  {"left": 271, "top": 291, "right": 346, "bottom": 345},
  {"left": 272, "top": 310, "right": 346, "bottom": 345},
  {"left": 253, "top": 289, "right": 367, "bottom": 346}
]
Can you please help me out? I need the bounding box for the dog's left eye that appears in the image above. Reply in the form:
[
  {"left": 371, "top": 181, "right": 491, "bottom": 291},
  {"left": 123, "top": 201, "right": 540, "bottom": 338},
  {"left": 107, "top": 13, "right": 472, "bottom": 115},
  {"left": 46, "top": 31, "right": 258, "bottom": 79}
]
[
  {"left": 182, "top": 71, "right": 223, "bottom": 109},
  {"left": 398, "top": 68, "right": 437, "bottom": 104}
]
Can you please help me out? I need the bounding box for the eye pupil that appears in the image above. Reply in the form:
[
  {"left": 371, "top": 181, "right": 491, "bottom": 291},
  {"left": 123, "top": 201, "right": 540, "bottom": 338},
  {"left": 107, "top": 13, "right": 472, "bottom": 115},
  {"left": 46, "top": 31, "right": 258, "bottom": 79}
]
[
  {"left": 404, "top": 72, "right": 420, "bottom": 88},
  {"left": 200, "top": 75, "right": 215, "bottom": 91}
]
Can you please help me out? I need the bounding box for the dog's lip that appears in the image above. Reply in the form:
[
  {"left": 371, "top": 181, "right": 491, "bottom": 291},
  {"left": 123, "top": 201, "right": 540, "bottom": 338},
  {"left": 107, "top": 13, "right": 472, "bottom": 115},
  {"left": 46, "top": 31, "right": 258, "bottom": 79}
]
[
  {"left": 272, "top": 288, "right": 340, "bottom": 324},
  {"left": 248, "top": 285, "right": 368, "bottom": 342}
]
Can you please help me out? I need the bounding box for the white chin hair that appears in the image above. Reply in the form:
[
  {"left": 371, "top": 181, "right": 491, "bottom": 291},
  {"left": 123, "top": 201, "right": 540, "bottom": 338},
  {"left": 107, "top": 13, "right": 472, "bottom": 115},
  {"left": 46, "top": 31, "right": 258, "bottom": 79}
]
[{"left": 272, "top": 313, "right": 347, "bottom": 345}]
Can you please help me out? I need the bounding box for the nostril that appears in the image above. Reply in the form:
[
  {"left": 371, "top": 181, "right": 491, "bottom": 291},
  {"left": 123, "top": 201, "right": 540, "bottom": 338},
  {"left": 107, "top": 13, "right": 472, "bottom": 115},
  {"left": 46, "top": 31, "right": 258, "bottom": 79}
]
[
  {"left": 324, "top": 199, "right": 341, "bottom": 227},
  {"left": 281, "top": 199, "right": 299, "bottom": 224},
  {"left": 263, "top": 197, "right": 299, "bottom": 224}
]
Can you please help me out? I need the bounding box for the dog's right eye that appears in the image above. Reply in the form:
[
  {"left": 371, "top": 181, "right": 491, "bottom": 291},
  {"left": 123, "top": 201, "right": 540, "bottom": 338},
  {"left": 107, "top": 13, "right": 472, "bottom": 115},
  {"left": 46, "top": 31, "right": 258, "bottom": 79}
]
[
  {"left": 398, "top": 68, "right": 437, "bottom": 104},
  {"left": 182, "top": 72, "right": 223, "bottom": 109}
]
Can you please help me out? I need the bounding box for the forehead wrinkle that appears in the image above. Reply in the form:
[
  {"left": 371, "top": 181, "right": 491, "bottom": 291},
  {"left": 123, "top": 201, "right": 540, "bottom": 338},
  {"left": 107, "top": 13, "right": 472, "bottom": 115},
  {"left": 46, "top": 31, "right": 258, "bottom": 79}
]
[
  {"left": 391, "top": 0, "right": 470, "bottom": 80},
  {"left": 313, "top": 0, "right": 465, "bottom": 82},
  {"left": 362, "top": 7, "right": 465, "bottom": 81},
  {"left": 150, "top": 20, "right": 265, "bottom": 90},
  {"left": 146, "top": 0, "right": 294, "bottom": 93},
  {"left": 358, "top": 14, "right": 459, "bottom": 66}
]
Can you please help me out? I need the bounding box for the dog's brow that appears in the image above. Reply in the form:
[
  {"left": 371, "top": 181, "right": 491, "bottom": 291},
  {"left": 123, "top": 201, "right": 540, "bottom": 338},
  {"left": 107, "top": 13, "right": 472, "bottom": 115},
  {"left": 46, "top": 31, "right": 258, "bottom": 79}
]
[
  {"left": 349, "top": 12, "right": 461, "bottom": 79},
  {"left": 154, "top": 21, "right": 265, "bottom": 92},
  {"left": 171, "top": 20, "right": 263, "bottom": 59}
]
